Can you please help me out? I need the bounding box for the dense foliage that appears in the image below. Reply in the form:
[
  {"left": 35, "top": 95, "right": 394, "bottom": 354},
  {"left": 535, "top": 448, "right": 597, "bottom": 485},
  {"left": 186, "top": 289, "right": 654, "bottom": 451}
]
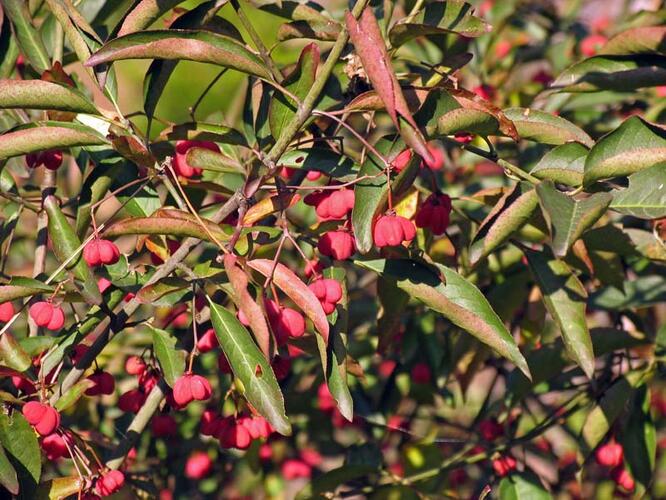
[{"left": 0, "top": 0, "right": 665, "bottom": 498}]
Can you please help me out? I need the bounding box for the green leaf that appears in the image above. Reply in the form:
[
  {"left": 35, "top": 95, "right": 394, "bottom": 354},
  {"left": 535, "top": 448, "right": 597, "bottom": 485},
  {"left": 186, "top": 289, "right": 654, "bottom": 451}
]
[
  {"left": 584, "top": 116, "right": 666, "bottom": 186},
  {"left": 552, "top": 55, "right": 666, "bottom": 93},
  {"left": 525, "top": 247, "right": 594, "bottom": 378},
  {"left": 270, "top": 43, "right": 319, "bottom": 140},
  {"left": 355, "top": 258, "right": 531, "bottom": 379},
  {"left": 0, "top": 411, "right": 41, "bottom": 489},
  {"left": 352, "top": 137, "right": 421, "bottom": 254},
  {"left": 621, "top": 385, "right": 656, "bottom": 494},
  {"left": 470, "top": 183, "right": 540, "bottom": 265},
  {"left": 0, "top": 443, "right": 18, "bottom": 495},
  {"left": 0, "top": 122, "right": 107, "bottom": 160},
  {"left": 389, "top": 0, "right": 491, "bottom": 48},
  {"left": 136, "top": 277, "right": 190, "bottom": 305},
  {"left": 208, "top": 298, "right": 291, "bottom": 435},
  {"left": 0, "top": 80, "right": 98, "bottom": 114},
  {"left": 86, "top": 30, "right": 272, "bottom": 80},
  {"left": 0, "top": 277, "right": 54, "bottom": 302},
  {"left": 104, "top": 215, "right": 231, "bottom": 243},
  {"left": 117, "top": 0, "right": 185, "bottom": 36},
  {"left": 54, "top": 378, "right": 94, "bottom": 412},
  {"left": 0, "top": 332, "right": 31, "bottom": 372},
  {"left": 610, "top": 164, "right": 666, "bottom": 219},
  {"left": 530, "top": 142, "right": 587, "bottom": 187},
  {"left": 317, "top": 267, "right": 353, "bottom": 421},
  {"left": 536, "top": 181, "right": 611, "bottom": 257},
  {"left": 18, "top": 336, "right": 56, "bottom": 357},
  {"left": 437, "top": 107, "right": 500, "bottom": 137},
  {"left": 503, "top": 107, "right": 593, "bottom": 147},
  {"left": 44, "top": 195, "right": 102, "bottom": 305},
  {"left": 277, "top": 148, "right": 358, "bottom": 180},
  {"left": 599, "top": 26, "right": 666, "bottom": 56},
  {"left": 185, "top": 147, "right": 245, "bottom": 175},
  {"left": 0, "top": 0, "right": 50, "bottom": 73},
  {"left": 579, "top": 370, "right": 648, "bottom": 459},
  {"left": 149, "top": 325, "right": 186, "bottom": 387},
  {"left": 498, "top": 470, "right": 552, "bottom": 500}
]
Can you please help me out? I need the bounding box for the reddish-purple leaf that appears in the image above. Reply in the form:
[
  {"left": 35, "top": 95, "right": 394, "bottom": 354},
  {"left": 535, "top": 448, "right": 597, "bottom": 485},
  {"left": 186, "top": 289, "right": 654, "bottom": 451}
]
[
  {"left": 247, "top": 259, "right": 329, "bottom": 344},
  {"left": 345, "top": 7, "right": 433, "bottom": 164},
  {"left": 223, "top": 254, "right": 272, "bottom": 358}
]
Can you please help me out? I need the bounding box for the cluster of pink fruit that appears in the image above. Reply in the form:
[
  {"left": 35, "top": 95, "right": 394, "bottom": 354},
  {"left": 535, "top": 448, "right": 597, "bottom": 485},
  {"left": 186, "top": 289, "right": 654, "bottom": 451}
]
[{"left": 594, "top": 439, "right": 635, "bottom": 492}]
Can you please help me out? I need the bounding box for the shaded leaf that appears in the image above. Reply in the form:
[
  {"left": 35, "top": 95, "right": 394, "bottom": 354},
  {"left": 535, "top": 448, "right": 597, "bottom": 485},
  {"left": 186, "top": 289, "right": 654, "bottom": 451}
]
[
  {"left": 346, "top": 7, "right": 432, "bottom": 164},
  {"left": 86, "top": 30, "right": 272, "bottom": 80},
  {"left": 0, "top": 411, "right": 41, "bottom": 488},
  {"left": 270, "top": 43, "right": 319, "bottom": 140},
  {"left": 246, "top": 259, "right": 329, "bottom": 344},
  {"left": 0, "top": 0, "right": 49, "bottom": 73},
  {"left": 590, "top": 275, "right": 666, "bottom": 310},
  {"left": 0, "top": 79, "right": 97, "bottom": 114},
  {"left": 242, "top": 192, "right": 300, "bottom": 226},
  {"left": 44, "top": 195, "right": 102, "bottom": 305},
  {"left": 536, "top": 181, "right": 611, "bottom": 257},
  {"left": 278, "top": 19, "right": 341, "bottom": 41},
  {"left": 621, "top": 385, "right": 656, "bottom": 493},
  {"left": 389, "top": 0, "right": 491, "bottom": 48},
  {"left": 150, "top": 325, "right": 186, "bottom": 387},
  {"left": 525, "top": 247, "right": 594, "bottom": 378},
  {"left": 530, "top": 142, "right": 587, "bottom": 187},
  {"left": 355, "top": 258, "right": 531, "bottom": 378},
  {"left": 160, "top": 121, "right": 247, "bottom": 146},
  {"left": 18, "top": 336, "right": 56, "bottom": 357},
  {"left": 579, "top": 370, "right": 648, "bottom": 458},
  {"left": 498, "top": 470, "right": 551, "bottom": 500},
  {"left": 610, "top": 164, "right": 666, "bottom": 218},
  {"left": 0, "top": 122, "right": 107, "bottom": 160},
  {"left": 470, "top": 183, "right": 539, "bottom": 265},
  {"left": 208, "top": 298, "right": 291, "bottom": 435},
  {"left": 296, "top": 464, "right": 377, "bottom": 500},
  {"left": 0, "top": 443, "right": 18, "bottom": 495},
  {"left": 278, "top": 148, "right": 358, "bottom": 180},
  {"left": 584, "top": 116, "right": 666, "bottom": 186},
  {"left": 552, "top": 55, "right": 666, "bottom": 93},
  {"left": 503, "top": 107, "right": 593, "bottom": 147}
]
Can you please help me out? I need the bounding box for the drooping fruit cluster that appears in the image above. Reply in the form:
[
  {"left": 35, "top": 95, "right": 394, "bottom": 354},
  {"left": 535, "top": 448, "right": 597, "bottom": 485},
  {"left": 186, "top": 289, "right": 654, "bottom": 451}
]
[
  {"left": 308, "top": 278, "right": 343, "bottom": 314},
  {"left": 373, "top": 214, "right": 416, "bottom": 248},
  {"left": 22, "top": 401, "right": 61, "bottom": 436},
  {"left": 594, "top": 439, "right": 634, "bottom": 492},
  {"left": 83, "top": 238, "right": 121, "bottom": 267},
  {"left": 26, "top": 150, "right": 63, "bottom": 170},
  {"left": 95, "top": 470, "right": 125, "bottom": 497},
  {"left": 172, "top": 373, "right": 212, "bottom": 407},
  {"left": 200, "top": 410, "right": 275, "bottom": 450},
  {"left": 29, "top": 301, "right": 65, "bottom": 331},
  {"left": 415, "top": 193, "right": 452, "bottom": 235}
]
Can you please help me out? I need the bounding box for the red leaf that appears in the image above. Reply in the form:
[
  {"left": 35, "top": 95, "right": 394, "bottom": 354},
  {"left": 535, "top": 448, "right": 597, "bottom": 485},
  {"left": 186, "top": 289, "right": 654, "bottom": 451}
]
[
  {"left": 223, "top": 254, "right": 272, "bottom": 358},
  {"left": 247, "top": 259, "right": 329, "bottom": 344},
  {"left": 345, "top": 7, "right": 433, "bottom": 164}
]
